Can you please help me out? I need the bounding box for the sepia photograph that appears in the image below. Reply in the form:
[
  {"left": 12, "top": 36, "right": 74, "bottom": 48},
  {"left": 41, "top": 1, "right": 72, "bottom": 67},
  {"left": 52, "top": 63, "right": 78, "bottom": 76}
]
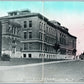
[{"left": 0, "top": 0, "right": 84, "bottom": 83}]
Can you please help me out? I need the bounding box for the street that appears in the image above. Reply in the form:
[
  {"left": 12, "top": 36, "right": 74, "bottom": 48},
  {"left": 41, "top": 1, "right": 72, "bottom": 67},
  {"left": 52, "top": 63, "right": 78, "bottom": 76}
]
[{"left": 0, "top": 60, "right": 84, "bottom": 83}]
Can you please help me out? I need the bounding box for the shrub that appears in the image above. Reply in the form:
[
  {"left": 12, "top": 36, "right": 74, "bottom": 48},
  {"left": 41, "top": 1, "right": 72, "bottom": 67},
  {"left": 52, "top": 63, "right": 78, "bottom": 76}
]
[
  {"left": 53, "top": 43, "right": 60, "bottom": 52},
  {"left": 1, "top": 53, "right": 10, "bottom": 61},
  {"left": 79, "top": 53, "right": 84, "bottom": 60}
]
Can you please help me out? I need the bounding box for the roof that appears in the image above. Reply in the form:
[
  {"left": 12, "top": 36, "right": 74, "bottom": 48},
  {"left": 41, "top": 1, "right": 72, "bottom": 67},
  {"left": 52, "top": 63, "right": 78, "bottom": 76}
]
[{"left": 0, "top": 12, "right": 76, "bottom": 39}]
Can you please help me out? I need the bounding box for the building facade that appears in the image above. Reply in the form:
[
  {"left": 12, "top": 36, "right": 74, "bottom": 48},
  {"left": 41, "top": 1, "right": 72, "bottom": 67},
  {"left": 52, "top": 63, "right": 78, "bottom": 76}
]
[
  {"left": 0, "top": 10, "right": 77, "bottom": 59},
  {"left": 0, "top": 21, "right": 2, "bottom": 57},
  {"left": 1, "top": 19, "right": 21, "bottom": 58}
]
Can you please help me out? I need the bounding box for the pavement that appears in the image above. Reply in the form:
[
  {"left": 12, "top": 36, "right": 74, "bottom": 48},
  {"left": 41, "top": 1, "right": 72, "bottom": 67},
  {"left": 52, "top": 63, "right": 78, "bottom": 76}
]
[
  {"left": 0, "top": 59, "right": 83, "bottom": 83},
  {"left": 0, "top": 59, "right": 77, "bottom": 70},
  {"left": 0, "top": 57, "right": 76, "bottom": 66}
]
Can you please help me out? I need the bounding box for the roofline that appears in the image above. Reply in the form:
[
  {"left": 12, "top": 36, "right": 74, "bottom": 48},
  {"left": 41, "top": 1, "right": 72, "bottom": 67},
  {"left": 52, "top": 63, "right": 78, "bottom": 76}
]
[
  {"left": 0, "top": 13, "right": 77, "bottom": 39},
  {"left": 37, "top": 14, "right": 77, "bottom": 39}
]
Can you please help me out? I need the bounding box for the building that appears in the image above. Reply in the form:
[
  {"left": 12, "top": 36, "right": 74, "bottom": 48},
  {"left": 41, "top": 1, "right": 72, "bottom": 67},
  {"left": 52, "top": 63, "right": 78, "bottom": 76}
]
[
  {"left": 0, "top": 21, "right": 2, "bottom": 57},
  {"left": 1, "top": 19, "right": 21, "bottom": 58},
  {"left": 0, "top": 10, "right": 77, "bottom": 59}
]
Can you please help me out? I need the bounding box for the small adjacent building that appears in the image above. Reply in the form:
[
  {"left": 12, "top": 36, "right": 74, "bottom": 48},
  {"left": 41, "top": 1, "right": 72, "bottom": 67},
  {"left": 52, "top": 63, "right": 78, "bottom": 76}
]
[
  {"left": 0, "top": 10, "right": 77, "bottom": 59},
  {"left": 1, "top": 20, "right": 21, "bottom": 58}
]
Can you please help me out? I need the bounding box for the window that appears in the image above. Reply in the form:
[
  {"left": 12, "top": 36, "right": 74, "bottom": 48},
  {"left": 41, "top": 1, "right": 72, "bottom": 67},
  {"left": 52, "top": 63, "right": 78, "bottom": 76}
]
[
  {"left": 24, "top": 32, "right": 27, "bottom": 39},
  {"left": 46, "top": 27, "right": 48, "bottom": 32},
  {"left": 29, "top": 32, "right": 32, "bottom": 38},
  {"left": 39, "top": 22, "right": 42, "bottom": 30},
  {"left": 39, "top": 32, "right": 42, "bottom": 40},
  {"left": 23, "top": 54, "right": 26, "bottom": 58},
  {"left": 14, "top": 27, "right": 16, "bottom": 34},
  {"left": 44, "top": 24, "right": 46, "bottom": 31},
  {"left": 29, "top": 54, "right": 32, "bottom": 58},
  {"left": 60, "top": 48, "right": 66, "bottom": 54},
  {"left": 17, "top": 28, "right": 20, "bottom": 34},
  {"left": 29, "top": 43, "right": 32, "bottom": 50},
  {"left": 8, "top": 25, "right": 11, "bottom": 32},
  {"left": 29, "top": 21, "right": 32, "bottom": 27},
  {"left": 12, "top": 40, "right": 15, "bottom": 43},
  {"left": 39, "top": 54, "right": 41, "bottom": 58},
  {"left": 12, "top": 47, "right": 15, "bottom": 53},
  {"left": 24, "top": 21, "right": 27, "bottom": 28},
  {"left": 45, "top": 45, "right": 47, "bottom": 51},
  {"left": 11, "top": 26, "right": 13, "bottom": 34},
  {"left": 40, "top": 44, "right": 42, "bottom": 50},
  {"left": 13, "top": 12, "right": 17, "bottom": 15},
  {"left": 24, "top": 43, "right": 28, "bottom": 50}
]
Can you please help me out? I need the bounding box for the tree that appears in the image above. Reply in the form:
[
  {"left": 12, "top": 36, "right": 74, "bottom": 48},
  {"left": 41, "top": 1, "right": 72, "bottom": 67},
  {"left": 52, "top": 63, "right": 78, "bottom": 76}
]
[
  {"left": 53, "top": 43, "right": 60, "bottom": 53},
  {"left": 72, "top": 49, "right": 77, "bottom": 59},
  {"left": 72, "top": 49, "right": 77, "bottom": 55},
  {"left": 79, "top": 52, "right": 84, "bottom": 60},
  {"left": 82, "top": 52, "right": 84, "bottom": 55}
]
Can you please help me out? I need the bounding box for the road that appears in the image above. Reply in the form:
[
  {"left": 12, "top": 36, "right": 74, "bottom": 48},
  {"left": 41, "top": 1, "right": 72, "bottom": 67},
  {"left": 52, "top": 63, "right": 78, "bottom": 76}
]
[{"left": 0, "top": 60, "right": 84, "bottom": 83}]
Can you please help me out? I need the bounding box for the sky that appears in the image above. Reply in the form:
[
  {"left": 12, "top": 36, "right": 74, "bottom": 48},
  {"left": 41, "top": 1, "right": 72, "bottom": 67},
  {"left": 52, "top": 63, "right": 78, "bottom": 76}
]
[{"left": 0, "top": 1, "right": 84, "bottom": 55}]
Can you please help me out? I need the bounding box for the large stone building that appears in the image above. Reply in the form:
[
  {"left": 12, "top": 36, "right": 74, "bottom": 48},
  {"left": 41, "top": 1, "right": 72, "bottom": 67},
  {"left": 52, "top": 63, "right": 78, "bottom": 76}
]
[
  {"left": 0, "top": 21, "right": 2, "bottom": 57},
  {"left": 0, "top": 10, "right": 77, "bottom": 59}
]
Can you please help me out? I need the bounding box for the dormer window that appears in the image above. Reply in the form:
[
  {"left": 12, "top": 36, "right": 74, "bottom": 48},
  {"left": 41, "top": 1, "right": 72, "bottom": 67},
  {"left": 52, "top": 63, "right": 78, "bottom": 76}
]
[
  {"left": 14, "top": 12, "right": 17, "bottom": 15},
  {"left": 8, "top": 11, "right": 18, "bottom": 16}
]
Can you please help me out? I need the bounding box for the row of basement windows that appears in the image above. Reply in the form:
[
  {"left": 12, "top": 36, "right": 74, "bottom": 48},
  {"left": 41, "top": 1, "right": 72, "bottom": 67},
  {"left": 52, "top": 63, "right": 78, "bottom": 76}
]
[
  {"left": 39, "top": 54, "right": 56, "bottom": 58},
  {"left": 23, "top": 53, "right": 56, "bottom": 58},
  {"left": 24, "top": 21, "right": 32, "bottom": 28},
  {"left": 23, "top": 54, "right": 32, "bottom": 58}
]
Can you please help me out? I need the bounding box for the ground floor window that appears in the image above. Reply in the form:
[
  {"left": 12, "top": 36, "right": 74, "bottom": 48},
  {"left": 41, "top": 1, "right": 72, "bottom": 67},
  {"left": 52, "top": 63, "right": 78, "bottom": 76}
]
[
  {"left": 29, "top": 54, "right": 31, "bottom": 58},
  {"left": 60, "top": 48, "right": 66, "bottom": 54},
  {"left": 23, "top": 54, "right": 26, "bottom": 58},
  {"left": 39, "top": 54, "right": 41, "bottom": 58}
]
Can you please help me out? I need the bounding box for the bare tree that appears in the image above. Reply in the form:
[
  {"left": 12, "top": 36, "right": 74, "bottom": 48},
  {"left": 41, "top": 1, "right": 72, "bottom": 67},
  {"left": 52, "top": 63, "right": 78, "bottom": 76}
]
[{"left": 53, "top": 43, "right": 60, "bottom": 53}]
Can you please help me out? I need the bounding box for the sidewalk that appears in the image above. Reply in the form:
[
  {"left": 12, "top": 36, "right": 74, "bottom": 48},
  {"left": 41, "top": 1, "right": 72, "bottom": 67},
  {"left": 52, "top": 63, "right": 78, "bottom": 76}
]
[
  {"left": 0, "top": 58, "right": 76, "bottom": 66},
  {"left": 0, "top": 59, "right": 78, "bottom": 70}
]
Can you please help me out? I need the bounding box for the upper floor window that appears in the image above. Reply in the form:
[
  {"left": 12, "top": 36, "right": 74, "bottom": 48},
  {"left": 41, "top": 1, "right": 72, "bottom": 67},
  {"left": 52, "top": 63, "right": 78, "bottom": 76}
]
[
  {"left": 12, "top": 39, "right": 15, "bottom": 43},
  {"left": 24, "top": 21, "right": 27, "bottom": 28},
  {"left": 24, "top": 43, "right": 28, "bottom": 50},
  {"left": 44, "top": 24, "right": 46, "bottom": 31},
  {"left": 12, "top": 47, "right": 15, "bottom": 53},
  {"left": 39, "top": 22, "right": 42, "bottom": 30},
  {"left": 24, "top": 32, "right": 27, "bottom": 39},
  {"left": 29, "top": 21, "right": 32, "bottom": 27},
  {"left": 14, "top": 12, "right": 17, "bottom": 15},
  {"left": 29, "top": 43, "right": 32, "bottom": 50},
  {"left": 29, "top": 32, "right": 32, "bottom": 38},
  {"left": 39, "top": 32, "right": 42, "bottom": 40},
  {"left": 46, "top": 26, "right": 48, "bottom": 32},
  {"left": 13, "top": 27, "right": 16, "bottom": 35}
]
